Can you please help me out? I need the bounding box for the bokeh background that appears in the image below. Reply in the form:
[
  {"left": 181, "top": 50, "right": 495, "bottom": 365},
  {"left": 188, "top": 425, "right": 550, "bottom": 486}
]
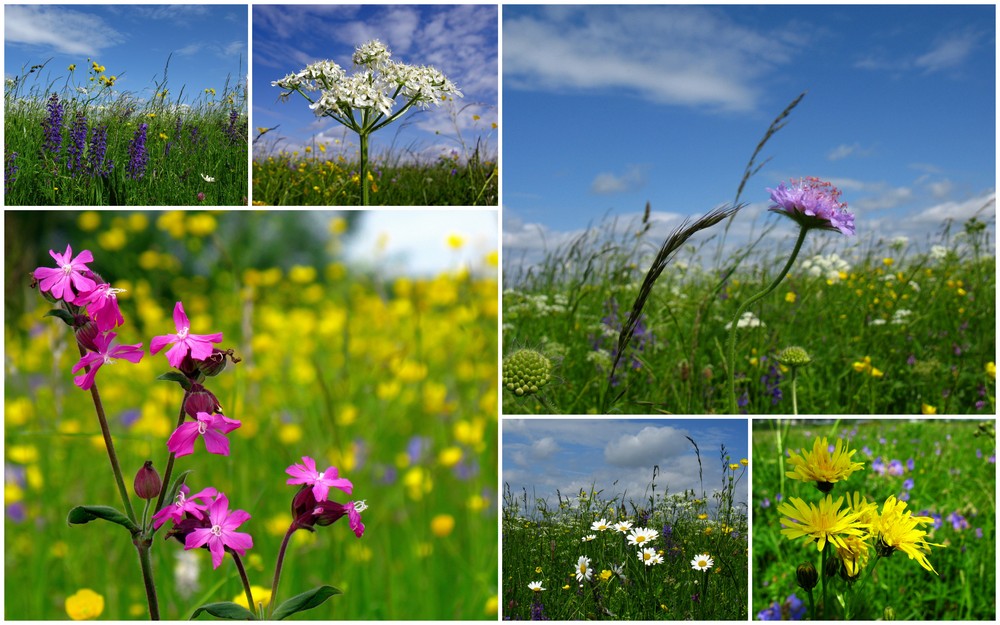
[{"left": 4, "top": 210, "right": 499, "bottom": 619}]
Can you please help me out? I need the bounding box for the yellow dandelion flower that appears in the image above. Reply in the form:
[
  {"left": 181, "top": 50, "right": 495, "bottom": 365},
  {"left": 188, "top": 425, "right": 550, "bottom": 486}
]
[
  {"left": 986, "top": 362, "right": 996, "bottom": 379},
  {"left": 68, "top": 64, "right": 77, "bottom": 71},
  {"left": 873, "top": 495, "right": 944, "bottom": 574},
  {"left": 785, "top": 291, "right": 797, "bottom": 303},
  {"left": 431, "top": 514, "right": 455, "bottom": 537},
  {"left": 786, "top": 436, "right": 864, "bottom": 492},
  {"left": 921, "top": 403, "right": 937, "bottom": 415},
  {"left": 779, "top": 494, "right": 867, "bottom": 552}
]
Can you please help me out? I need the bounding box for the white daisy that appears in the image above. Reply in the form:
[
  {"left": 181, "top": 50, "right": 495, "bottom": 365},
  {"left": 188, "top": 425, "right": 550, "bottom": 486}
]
[
  {"left": 528, "top": 581, "right": 545, "bottom": 592},
  {"left": 626, "top": 526, "right": 658, "bottom": 546},
  {"left": 638, "top": 547, "right": 662, "bottom": 566},
  {"left": 613, "top": 520, "right": 633, "bottom": 533},
  {"left": 574, "top": 555, "right": 592, "bottom": 582},
  {"left": 691, "top": 553, "right": 714, "bottom": 571},
  {"left": 590, "top": 518, "right": 611, "bottom": 532},
  {"left": 581, "top": 534, "right": 596, "bottom": 542}
]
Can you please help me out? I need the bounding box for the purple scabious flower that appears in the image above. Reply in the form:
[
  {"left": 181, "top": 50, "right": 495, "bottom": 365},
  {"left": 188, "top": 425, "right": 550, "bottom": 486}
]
[
  {"left": 767, "top": 177, "right": 855, "bottom": 236},
  {"left": 41, "top": 93, "right": 64, "bottom": 155},
  {"left": 87, "top": 124, "right": 113, "bottom": 177},
  {"left": 127, "top": 123, "right": 149, "bottom": 179},
  {"left": 66, "top": 111, "right": 88, "bottom": 175}
]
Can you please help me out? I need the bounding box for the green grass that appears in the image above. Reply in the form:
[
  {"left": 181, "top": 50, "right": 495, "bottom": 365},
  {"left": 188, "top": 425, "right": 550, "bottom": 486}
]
[
  {"left": 502, "top": 211, "right": 995, "bottom": 415},
  {"left": 4, "top": 211, "right": 498, "bottom": 619},
  {"left": 752, "top": 420, "right": 996, "bottom": 620},
  {"left": 502, "top": 447, "right": 748, "bottom": 620},
  {"left": 4, "top": 58, "right": 248, "bottom": 206}
]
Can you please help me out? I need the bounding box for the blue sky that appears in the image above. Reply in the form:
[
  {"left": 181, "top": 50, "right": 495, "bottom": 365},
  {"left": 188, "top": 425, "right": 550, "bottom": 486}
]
[
  {"left": 4, "top": 4, "right": 247, "bottom": 105},
  {"left": 253, "top": 4, "right": 498, "bottom": 162},
  {"left": 503, "top": 4, "right": 996, "bottom": 269},
  {"left": 503, "top": 418, "right": 748, "bottom": 516}
]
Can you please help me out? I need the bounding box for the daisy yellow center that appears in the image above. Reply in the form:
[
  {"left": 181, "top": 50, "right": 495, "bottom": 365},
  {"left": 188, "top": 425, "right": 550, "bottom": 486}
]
[
  {"left": 643, "top": 552, "right": 651, "bottom": 561},
  {"left": 636, "top": 535, "right": 646, "bottom": 543},
  {"left": 579, "top": 564, "right": 586, "bottom": 574},
  {"left": 698, "top": 559, "right": 708, "bottom": 567}
]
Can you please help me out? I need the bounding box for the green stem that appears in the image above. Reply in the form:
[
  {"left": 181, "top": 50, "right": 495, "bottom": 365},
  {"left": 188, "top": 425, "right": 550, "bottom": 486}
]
[
  {"left": 727, "top": 226, "right": 810, "bottom": 413},
  {"left": 136, "top": 538, "right": 161, "bottom": 620},
  {"left": 791, "top": 367, "right": 799, "bottom": 416},
  {"left": 820, "top": 547, "right": 828, "bottom": 620},
  {"left": 359, "top": 131, "right": 370, "bottom": 206},
  {"left": 80, "top": 348, "right": 137, "bottom": 523},
  {"left": 268, "top": 524, "right": 297, "bottom": 619},
  {"left": 232, "top": 552, "right": 256, "bottom": 615},
  {"left": 153, "top": 391, "right": 190, "bottom": 519},
  {"left": 806, "top": 587, "right": 815, "bottom": 621}
]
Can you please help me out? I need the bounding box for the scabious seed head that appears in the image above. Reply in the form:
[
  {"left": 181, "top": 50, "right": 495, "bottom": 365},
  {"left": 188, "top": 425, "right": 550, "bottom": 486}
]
[
  {"left": 777, "top": 346, "right": 812, "bottom": 368},
  {"left": 502, "top": 349, "right": 552, "bottom": 397}
]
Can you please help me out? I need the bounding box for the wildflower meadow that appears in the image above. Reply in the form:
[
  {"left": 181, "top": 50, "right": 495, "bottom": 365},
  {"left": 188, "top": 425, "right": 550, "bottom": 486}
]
[
  {"left": 502, "top": 96, "right": 995, "bottom": 416},
  {"left": 4, "top": 58, "right": 248, "bottom": 206},
  {"left": 4, "top": 210, "right": 499, "bottom": 619},
  {"left": 502, "top": 436, "right": 748, "bottom": 620},
  {"left": 753, "top": 419, "right": 996, "bottom": 620}
]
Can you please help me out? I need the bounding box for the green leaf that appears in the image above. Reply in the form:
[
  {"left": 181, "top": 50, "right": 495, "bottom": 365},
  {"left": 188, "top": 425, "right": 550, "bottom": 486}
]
[
  {"left": 271, "top": 586, "right": 342, "bottom": 620},
  {"left": 44, "top": 309, "right": 76, "bottom": 326},
  {"left": 157, "top": 371, "right": 193, "bottom": 391},
  {"left": 189, "top": 602, "right": 256, "bottom": 620},
  {"left": 67, "top": 505, "right": 139, "bottom": 534}
]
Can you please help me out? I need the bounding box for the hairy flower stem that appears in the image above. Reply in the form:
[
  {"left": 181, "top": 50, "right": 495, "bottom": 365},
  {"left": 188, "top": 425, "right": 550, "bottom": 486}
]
[
  {"left": 790, "top": 368, "right": 800, "bottom": 416},
  {"left": 268, "top": 524, "right": 297, "bottom": 618},
  {"left": 359, "top": 130, "right": 370, "bottom": 205},
  {"left": 80, "top": 346, "right": 137, "bottom": 523},
  {"left": 153, "top": 391, "right": 191, "bottom": 516},
  {"left": 727, "top": 226, "right": 809, "bottom": 413},
  {"left": 136, "top": 538, "right": 161, "bottom": 620},
  {"left": 232, "top": 552, "right": 256, "bottom": 615}
]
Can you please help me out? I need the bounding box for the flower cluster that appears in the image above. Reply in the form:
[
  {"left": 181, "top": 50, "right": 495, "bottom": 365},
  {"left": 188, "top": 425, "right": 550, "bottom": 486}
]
[
  {"left": 272, "top": 39, "right": 462, "bottom": 120},
  {"left": 778, "top": 436, "right": 943, "bottom": 580}
]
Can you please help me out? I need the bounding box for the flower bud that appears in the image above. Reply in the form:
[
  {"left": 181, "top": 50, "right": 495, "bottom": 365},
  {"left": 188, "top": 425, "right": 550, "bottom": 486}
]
[
  {"left": 823, "top": 551, "right": 842, "bottom": 577},
  {"left": 502, "top": 349, "right": 552, "bottom": 397},
  {"left": 184, "top": 384, "right": 222, "bottom": 418},
  {"left": 74, "top": 316, "right": 101, "bottom": 352},
  {"left": 795, "top": 562, "right": 818, "bottom": 591},
  {"left": 199, "top": 349, "right": 232, "bottom": 377},
  {"left": 883, "top": 606, "right": 895, "bottom": 621},
  {"left": 134, "top": 460, "right": 162, "bottom": 500}
]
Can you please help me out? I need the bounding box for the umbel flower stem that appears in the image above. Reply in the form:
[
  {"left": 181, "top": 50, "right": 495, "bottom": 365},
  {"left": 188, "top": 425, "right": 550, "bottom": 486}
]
[
  {"left": 727, "top": 226, "right": 809, "bottom": 413},
  {"left": 359, "top": 129, "right": 370, "bottom": 206}
]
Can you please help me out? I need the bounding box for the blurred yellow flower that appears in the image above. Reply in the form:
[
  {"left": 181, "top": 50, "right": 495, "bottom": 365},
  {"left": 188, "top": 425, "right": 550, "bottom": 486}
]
[
  {"left": 336, "top": 404, "right": 358, "bottom": 426},
  {"left": 65, "top": 589, "right": 104, "bottom": 620},
  {"left": 438, "top": 446, "right": 463, "bottom": 468},
  {"left": 186, "top": 213, "right": 217, "bottom": 237},
  {"left": 289, "top": 265, "right": 317, "bottom": 284},
  {"left": 485, "top": 595, "right": 498, "bottom": 616},
  {"left": 278, "top": 423, "right": 303, "bottom": 444},
  {"left": 446, "top": 232, "right": 466, "bottom": 250},
  {"left": 785, "top": 291, "right": 796, "bottom": 303},
  {"left": 232, "top": 585, "right": 271, "bottom": 611},
  {"left": 431, "top": 514, "right": 455, "bottom": 537},
  {"left": 78, "top": 211, "right": 100, "bottom": 231},
  {"left": 921, "top": 403, "right": 937, "bottom": 415},
  {"left": 98, "top": 228, "right": 127, "bottom": 251},
  {"left": 128, "top": 212, "right": 149, "bottom": 232},
  {"left": 987, "top": 362, "right": 996, "bottom": 379},
  {"left": 8, "top": 445, "right": 38, "bottom": 464}
]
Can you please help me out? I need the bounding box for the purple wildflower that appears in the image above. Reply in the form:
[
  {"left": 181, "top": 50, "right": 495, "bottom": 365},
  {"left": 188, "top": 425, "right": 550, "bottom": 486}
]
[
  {"left": 902, "top": 478, "right": 914, "bottom": 491},
  {"left": 768, "top": 177, "right": 855, "bottom": 236},
  {"left": 887, "top": 459, "right": 904, "bottom": 476},
  {"left": 87, "top": 124, "right": 113, "bottom": 177},
  {"left": 761, "top": 497, "right": 771, "bottom": 509},
  {"left": 41, "top": 93, "right": 64, "bottom": 155},
  {"left": 66, "top": 111, "right": 88, "bottom": 174},
  {"left": 127, "top": 123, "right": 149, "bottom": 179},
  {"left": 947, "top": 511, "right": 969, "bottom": 531},
  {"left": 4, "top": 150, "right": 18, "bottom": 194},
  {"left": 529, "top": 599, "right": 548, "bottom": 621},
  {"left": 224, "top": 108, "right": 242, "bottom": 144}
]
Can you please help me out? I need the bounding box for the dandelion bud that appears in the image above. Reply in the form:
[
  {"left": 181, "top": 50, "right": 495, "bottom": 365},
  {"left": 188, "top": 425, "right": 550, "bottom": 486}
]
[
  {"left": 777, "top": 346, "right": 812, "bottom": 368},
  {"left": 795, "top": 562, "right": 818, "bottom": 591},
  {"left": 883, "top": 606, "right": 895, "bottom": 621},
  {"left": 184, "top": 384, "right": 222, "bottom": 418},
  {"left": 74, "top": 316, "right": 101, "bottom": 352},
  {"left": 502, "top": 349, "right": 552, "bottom": 397},
  {"left": 823, "top": 551, "right": 842, "bottom": 577},
  {"left": 134, "top": 460, "right": 162, "bottom": 500}
]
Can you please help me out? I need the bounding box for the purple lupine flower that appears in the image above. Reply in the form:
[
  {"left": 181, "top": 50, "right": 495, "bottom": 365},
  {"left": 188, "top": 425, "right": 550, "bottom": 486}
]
[
  {"left": 127, "top": 123, "right": 149, "bottom": 179},
  {"left": 4, "top": 150, "right": 18, "bottom": 194},
  {"left": 66, "top": 111, "right": 88, "bottom": 174},
  {"left": 767, "top": 177, "right": 855, "bottom": 236},
  {"left": 87, "top": 124, "right": 113, "bottom": 177},
  {"left": 41, "top": 93, "right": 64, "bottom": 155},
  {"left": 224, "top": 108, "right": 241, "bottom": 144},
  {"left": 529, "top": 599, "right": 548, "bottom": 621}
]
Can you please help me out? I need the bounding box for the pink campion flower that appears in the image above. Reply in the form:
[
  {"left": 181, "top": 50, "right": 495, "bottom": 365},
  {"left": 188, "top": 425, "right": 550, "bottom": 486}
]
[
  {"left": 33, "top": 244, "right": 97, "bottom": 304},
  {"left": 345, "top": 500, "right": 367, "bottom": 538},
  {"left": 166, "top": 412, "right": 241, "bottom": 457},
  {"left": 286, "top": 456, "right": 353, "bottom": 502},
  {"left": 71, "top": 331, "right": 145, "bottom": 390},
  {"left": 152, "top": 484, "right": 218, "bottom": 529},
  {"left": 76, "top": 283, "right": 126, "bottom": 332},
  {"left": 184, "top": 493, "right": 253, "bottom": 569},
  {"left": 767, "top": 177, "right": 855, "bottom": 236},
  {"left": 150, "top": 302, "right": 223, "bottom": 368}
]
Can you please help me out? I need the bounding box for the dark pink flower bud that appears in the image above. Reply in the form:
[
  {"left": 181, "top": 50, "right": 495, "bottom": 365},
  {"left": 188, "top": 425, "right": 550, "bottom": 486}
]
[
  {"left": 134, "top": 460, "right": 162, "bottom": 500},
  {"left": 74, "top": 316, "right": 101, "bottom": 352},
  {"left": 184, "top": 384, "right": 222, "bottom": 418}
]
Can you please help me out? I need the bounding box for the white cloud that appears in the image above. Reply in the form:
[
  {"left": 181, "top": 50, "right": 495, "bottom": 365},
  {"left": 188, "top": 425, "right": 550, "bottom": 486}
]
[
  {"left": 604, "top": 426, "right": 691, "bottom": 467},
  {"left": 909, "top": 191, "right": 995, "bottom": 225},
  {"left": 915, "top": 32, "right": 978, "bottom": 73},
  {"left": 5, "top": 5, "right": 125, "bottom": 56},
  {"left": 591, "top": 165, "right": 649, "bottom": 195},
  {"left": 504, "top": 6, "right": 795, "bottom": 113},
  {"left": 827, "top": 143, "right": 874, "bottom": 161}
]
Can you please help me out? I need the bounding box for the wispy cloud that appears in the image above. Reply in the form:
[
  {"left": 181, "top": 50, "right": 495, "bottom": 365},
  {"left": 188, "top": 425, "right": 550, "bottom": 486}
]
[
  {"left": 591, "top": 165, "right": 649, "bottom": 195},
  {"left": 915, "top": 31, "right": 979, "bottom": 73},
  {"left": 5, "top": 5, "right": 125, "bottom": 56},
  {"left": 504, "top": 6, "right": 796, "bottom": 113},
  {"left": 827, "top": 143, "right": 875, "bottom": 161}
]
